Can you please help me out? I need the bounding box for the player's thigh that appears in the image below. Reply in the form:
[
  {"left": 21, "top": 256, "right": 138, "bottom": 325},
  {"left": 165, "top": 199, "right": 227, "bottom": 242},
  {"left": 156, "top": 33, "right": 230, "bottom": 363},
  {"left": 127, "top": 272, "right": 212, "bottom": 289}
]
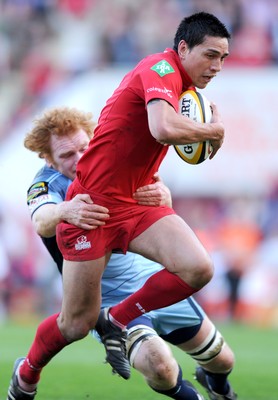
[
  {"left": 129, "top": 214, "right": 211, "bottom": 272},
  {"left": 61, "top": 257, "right": 106, "bottom": 322}
]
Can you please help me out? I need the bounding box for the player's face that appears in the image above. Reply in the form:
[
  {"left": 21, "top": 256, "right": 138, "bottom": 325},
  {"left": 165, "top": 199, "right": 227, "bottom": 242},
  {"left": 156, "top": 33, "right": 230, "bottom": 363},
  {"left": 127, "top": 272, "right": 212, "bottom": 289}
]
[
  {"left": 180, "top": 36, "right": 229, "bottom": 89},
  {"left": 47, "top": 129, "right": 90, "bottom": 180}
]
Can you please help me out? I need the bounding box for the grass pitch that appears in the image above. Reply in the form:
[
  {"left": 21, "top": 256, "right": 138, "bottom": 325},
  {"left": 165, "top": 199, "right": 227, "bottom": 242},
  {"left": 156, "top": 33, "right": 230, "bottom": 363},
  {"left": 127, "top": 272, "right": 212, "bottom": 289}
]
[{"left": 0, "top": 319, "right": 277, "bottom": 399}]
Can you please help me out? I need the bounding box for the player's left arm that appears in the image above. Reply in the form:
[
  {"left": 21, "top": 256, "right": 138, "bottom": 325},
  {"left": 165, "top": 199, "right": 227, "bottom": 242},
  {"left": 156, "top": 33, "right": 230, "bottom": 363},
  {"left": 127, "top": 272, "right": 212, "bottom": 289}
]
[{"left": 133, "top": 172, "right": 172, "bottom": 207}]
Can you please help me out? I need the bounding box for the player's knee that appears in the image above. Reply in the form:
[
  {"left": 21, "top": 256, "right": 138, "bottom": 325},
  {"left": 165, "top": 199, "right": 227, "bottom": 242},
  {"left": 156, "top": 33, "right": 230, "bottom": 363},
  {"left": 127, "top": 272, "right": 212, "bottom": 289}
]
[
  {"left": 143, "top": 346, "right": 178, "bottom": 389},
  {"left": 148, "top": 356, "right": 178, "bottom": 388},
  {"left": 128, "top": 327, "right": 178, "bottom": 388},
  {"left": 190, "top": 254, "right": 214, "bottom": 288},
  {"left": 216, "top": 344, "right": 236, "bottom": 372}
]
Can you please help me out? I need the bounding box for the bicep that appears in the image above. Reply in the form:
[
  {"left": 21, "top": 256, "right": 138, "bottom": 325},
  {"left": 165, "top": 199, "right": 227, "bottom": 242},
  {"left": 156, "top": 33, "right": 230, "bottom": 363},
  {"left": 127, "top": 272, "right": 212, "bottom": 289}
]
[{"left": 147, "top": 99, "right": 177, "bottom": 143}]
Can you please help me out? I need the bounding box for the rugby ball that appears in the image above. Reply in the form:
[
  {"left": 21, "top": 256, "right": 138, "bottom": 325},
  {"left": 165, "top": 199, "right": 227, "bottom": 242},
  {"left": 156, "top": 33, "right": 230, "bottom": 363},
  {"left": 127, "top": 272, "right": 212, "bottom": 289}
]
[{"left": 174, "top": 89, "right": 212, "bottom": 164}]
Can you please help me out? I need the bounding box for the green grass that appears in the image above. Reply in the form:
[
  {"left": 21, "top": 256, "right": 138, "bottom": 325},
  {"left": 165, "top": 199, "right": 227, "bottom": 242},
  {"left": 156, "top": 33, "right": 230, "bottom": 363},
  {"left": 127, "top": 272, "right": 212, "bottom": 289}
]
[{"left": 0, "top": 319, "right": 277, "bottom": 399}]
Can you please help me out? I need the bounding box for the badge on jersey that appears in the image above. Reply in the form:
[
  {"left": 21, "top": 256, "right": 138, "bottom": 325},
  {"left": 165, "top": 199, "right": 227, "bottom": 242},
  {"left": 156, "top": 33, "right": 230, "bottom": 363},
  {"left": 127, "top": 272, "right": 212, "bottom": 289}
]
[
  {"left": 27, "top": 181, "right": 49, "bottom": 202},
  {"left": 150, "top": 60, "right": 175, "bottom": 77}
]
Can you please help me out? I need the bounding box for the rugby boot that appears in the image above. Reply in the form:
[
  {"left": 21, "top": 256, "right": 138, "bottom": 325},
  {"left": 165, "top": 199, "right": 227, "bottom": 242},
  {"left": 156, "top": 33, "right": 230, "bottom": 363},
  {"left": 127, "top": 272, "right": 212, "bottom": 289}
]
[
  {"left": 7, "top": 358, "right": 37, "bottom": 400},
  {"left": 95, "top": 307, "right": 130, "bottom": 379}
]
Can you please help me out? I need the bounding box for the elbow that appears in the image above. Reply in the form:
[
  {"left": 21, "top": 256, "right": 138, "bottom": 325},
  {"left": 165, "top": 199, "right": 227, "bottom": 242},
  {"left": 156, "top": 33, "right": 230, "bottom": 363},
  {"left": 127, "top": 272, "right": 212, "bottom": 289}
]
[
  {"left": 151, "top": 122, "right": 173, "bottom": 145},
  {"left": 32, "top": 218, "right": 42, "bottom": 236},
  {"left": 34, "top": 221, "right": 47, "bottom": 237},
  {"left": 32, "top": 219, "right": 54, "bottom": 238}
]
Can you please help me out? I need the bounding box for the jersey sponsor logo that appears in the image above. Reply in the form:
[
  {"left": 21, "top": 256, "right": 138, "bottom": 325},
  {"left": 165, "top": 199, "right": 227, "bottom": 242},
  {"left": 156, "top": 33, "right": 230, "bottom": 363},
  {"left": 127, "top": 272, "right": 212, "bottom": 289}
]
[
  {"left": 75, "top": 235, "right": 91, "bottom": 250},
  {"left": 146, "top": 86, "right": 173, "bottom": 98},
  {"left": 150, "top": 60, "right": 175, "bottom": 77},
  {"left": 27, "top": 181, "right": 48, "bottom": 202}
]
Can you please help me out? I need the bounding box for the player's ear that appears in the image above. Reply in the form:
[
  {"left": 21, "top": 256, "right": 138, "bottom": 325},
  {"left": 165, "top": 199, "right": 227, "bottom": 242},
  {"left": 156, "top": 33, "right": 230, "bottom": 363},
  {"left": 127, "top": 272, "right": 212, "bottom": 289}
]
[
  {"left": 43, "top": 154, "right": 53, "bottom": 167},
  {"left": 178, "top": 40, "right": 188, "bottom": 59}
]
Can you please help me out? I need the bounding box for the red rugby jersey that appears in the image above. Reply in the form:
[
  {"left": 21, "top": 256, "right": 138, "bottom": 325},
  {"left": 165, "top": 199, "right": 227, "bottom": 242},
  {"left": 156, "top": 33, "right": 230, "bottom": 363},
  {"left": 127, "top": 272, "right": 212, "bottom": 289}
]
[{"left": 77, "top": 48, "right": 192, "bottom": 202}]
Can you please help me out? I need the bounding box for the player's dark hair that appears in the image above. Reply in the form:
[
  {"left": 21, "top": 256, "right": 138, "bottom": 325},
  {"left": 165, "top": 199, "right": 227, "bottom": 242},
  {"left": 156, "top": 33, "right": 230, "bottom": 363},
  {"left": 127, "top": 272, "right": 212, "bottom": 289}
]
[{"left": 173, "top": 12, "right": 231, "bottom": 52}]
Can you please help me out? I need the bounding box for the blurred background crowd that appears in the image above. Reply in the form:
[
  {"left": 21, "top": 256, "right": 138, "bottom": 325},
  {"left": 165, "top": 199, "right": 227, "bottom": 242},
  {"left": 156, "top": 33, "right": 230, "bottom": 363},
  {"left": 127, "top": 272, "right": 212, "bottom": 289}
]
[
  {"left": 0, "top": 0, "right": 278, "bottom": 328},
  {"left": 1, "top": 0, "right": 278, "bottom": 141}
]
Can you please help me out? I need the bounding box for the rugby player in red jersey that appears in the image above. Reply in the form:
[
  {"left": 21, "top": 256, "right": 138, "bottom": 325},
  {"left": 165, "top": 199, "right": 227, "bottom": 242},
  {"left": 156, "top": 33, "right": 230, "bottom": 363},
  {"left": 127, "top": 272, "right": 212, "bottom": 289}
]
[{"left": 7, "top": 12, "right": 231, "bottom": 399}]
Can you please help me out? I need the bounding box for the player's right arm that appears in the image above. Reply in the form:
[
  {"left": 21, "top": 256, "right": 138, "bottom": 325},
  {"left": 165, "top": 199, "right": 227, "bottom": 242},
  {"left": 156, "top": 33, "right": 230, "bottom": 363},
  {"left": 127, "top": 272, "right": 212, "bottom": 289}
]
[
  {"left": 147, "top": 99, "right": 224, "bottom": 158},
  {"left": 32, "top": 194, "right": 110, "bottom": 238}
]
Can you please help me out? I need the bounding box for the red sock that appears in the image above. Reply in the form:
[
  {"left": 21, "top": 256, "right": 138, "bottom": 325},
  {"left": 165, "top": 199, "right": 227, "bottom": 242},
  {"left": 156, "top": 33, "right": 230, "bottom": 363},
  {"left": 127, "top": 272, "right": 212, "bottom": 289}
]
[
  {"left": 109, "top": 269, "right": 198, "bottom": 326},
  {"left": 19, "top": 313, "right": 68, "bottom": 384}
]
